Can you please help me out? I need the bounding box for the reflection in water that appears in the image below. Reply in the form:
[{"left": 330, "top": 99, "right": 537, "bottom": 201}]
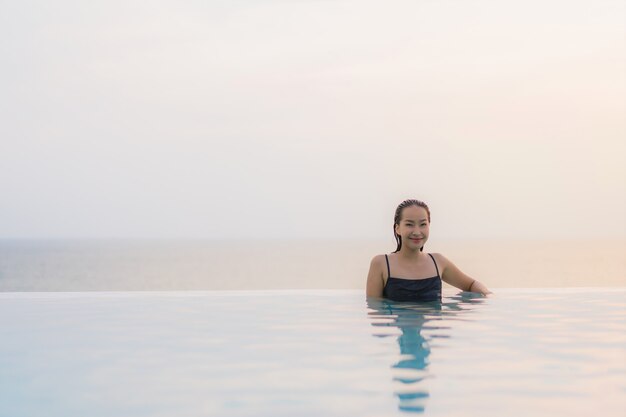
[{"left": 367, "top": 293, "right": 485, "bottom": 413}]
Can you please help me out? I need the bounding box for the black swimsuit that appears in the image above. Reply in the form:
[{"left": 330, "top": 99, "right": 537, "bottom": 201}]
[{"left": 382, "top": 253, "right": 442, "bottom": 302}]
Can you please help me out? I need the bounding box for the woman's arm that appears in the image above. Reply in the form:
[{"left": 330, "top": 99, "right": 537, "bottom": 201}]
[
  {"left": 433, "top": 253, "right": 492, "bottom": 296},
  {"left": 366, "top": 255, "right": 385, "bottom": 298}
]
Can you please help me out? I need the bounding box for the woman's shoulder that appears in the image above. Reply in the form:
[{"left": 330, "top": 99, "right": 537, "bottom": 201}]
[
  {"left": 369, "top": 254, "right": 390, "bottom": 270},
  {"left": 427, "top": 252, "right": 451, "bottom": 267},
  {"left": 370, "top": 253, "right": 388, "bottom": 264}
]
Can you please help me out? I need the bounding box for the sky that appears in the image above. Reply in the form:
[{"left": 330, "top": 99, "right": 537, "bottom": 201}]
[{"left": 1, "top": 0, "right": 625, "bottom": 240}]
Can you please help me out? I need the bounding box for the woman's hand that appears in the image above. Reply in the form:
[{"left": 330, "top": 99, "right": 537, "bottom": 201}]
[{"left": 471, "top": 280, "right": 492, "bottom": 296}]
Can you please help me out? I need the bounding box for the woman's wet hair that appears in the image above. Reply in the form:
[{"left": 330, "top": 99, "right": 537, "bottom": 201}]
[{"left": 393, "top": 199, "right": 431, "bottom": 253}]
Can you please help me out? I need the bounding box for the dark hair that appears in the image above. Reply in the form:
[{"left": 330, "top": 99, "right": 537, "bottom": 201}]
[{"left": 393, "top": 199, "right": 431, "bottom": 253}]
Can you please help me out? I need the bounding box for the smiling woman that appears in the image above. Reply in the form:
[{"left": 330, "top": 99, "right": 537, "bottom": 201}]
[{"left": 366, "top": 199, "right": 491, "bottom": 301}]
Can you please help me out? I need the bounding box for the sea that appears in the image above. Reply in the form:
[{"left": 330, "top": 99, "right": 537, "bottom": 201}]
[
  {"left": 1, "top": 238, "right": 625, "bottom": 291},
  {"left": 1, "top": 239, "right": 625, "bottom": 417}
]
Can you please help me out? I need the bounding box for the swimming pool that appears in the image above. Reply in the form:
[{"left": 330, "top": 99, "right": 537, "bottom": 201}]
[{"left": 1, "top": 288, "right": 624, "bottom": 416}]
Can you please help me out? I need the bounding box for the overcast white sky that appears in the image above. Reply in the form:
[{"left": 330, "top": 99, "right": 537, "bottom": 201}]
[{"left": 1, "top": 0, "right": 624, "bottom": 239}]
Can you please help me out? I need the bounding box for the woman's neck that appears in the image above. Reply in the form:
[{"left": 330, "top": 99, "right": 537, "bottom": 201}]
[{"left": 397, "top": 247, "right": 424, "bottom": 261}]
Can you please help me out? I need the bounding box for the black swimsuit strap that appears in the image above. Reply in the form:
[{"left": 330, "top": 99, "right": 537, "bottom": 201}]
[
  {"left": 384, "top": 254, "right": 391, "bottom": 279},
  {"left": 428, "top": 253, "right": 440, "bottom": 277}
]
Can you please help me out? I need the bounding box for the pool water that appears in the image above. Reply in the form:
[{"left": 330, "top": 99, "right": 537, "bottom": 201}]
[{"left": 1, "top": 289, "right": 624, "bottom": 416}]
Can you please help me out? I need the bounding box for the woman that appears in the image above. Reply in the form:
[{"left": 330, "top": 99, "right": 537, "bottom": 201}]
[{"left": 366, "top": 199, "right": 491, "bottom": 301}]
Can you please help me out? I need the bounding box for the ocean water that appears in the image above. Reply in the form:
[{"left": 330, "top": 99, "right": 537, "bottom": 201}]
[
  {"left": 0, "top": 238, "right": 625, "bottom": 291},
  {"left": 0, "top": 289, "right": 624, "bottom": 417}
]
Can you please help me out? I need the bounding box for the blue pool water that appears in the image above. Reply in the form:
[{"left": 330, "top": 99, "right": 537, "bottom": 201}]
[{"left": 0, "top": 289, "right": 624, "bottom": 416}]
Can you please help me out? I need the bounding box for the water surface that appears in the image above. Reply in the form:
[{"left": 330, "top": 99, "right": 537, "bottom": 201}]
[{"left": 1, "top": 289, "right": 624, "bottom": 416}]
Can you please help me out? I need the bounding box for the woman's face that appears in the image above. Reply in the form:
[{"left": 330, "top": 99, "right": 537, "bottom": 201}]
[{"left": 395, "top": 205, "right": 430, "bottom": 251}]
